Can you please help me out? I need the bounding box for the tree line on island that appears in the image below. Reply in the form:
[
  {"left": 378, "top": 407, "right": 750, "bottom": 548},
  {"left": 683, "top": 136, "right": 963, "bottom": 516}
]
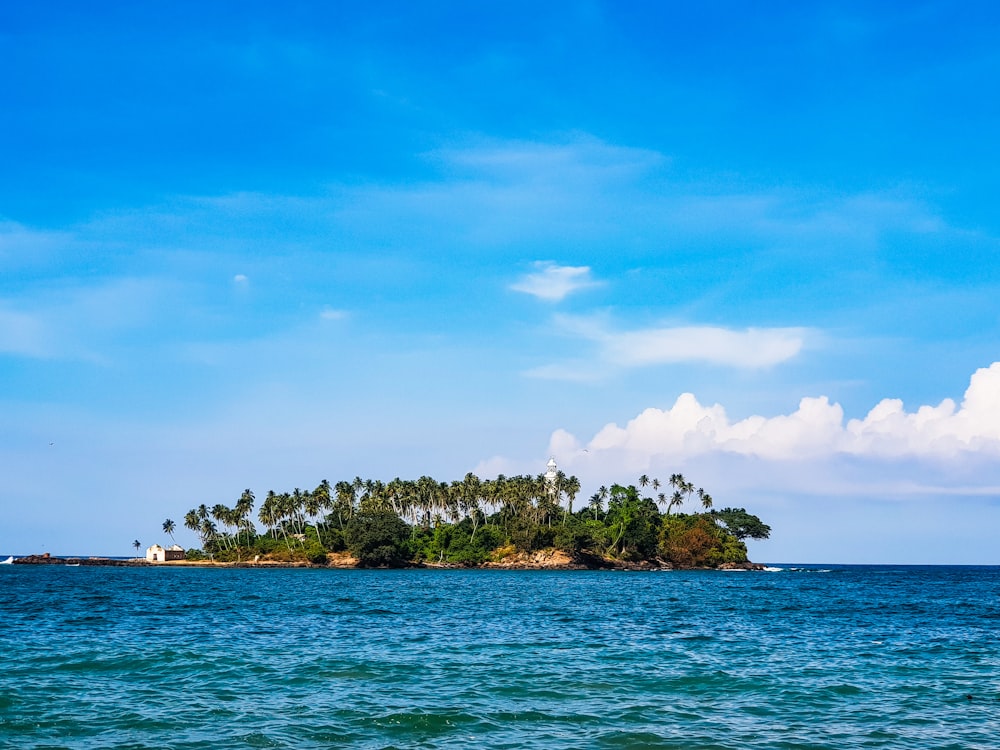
[{"left": 168, "top": 470, "right": 770, "bottom": 568}]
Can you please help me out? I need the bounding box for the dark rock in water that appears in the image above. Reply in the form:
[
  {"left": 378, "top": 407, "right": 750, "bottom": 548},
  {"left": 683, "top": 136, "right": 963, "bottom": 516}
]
[
  {"left": 717, "top": 561, "right": 766, "bottom": 571},
  {"left": 13, "top": 554, "right": 144, "bottom": 567},
  {"left": 13, "top": 554, "right": 64, "bottom": 565}
]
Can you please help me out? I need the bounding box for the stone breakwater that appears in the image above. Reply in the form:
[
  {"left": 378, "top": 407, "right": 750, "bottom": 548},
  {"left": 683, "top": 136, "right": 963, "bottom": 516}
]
[
  {"left": 11, "top": 554, "right": 317, "bottom": 568},
  {"left": 12, "top": 554, "right": 143, "bottom": 566}
]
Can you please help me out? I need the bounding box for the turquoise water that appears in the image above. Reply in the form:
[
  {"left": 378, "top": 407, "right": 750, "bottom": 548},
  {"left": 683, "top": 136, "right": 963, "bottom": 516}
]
[{"left": 2, "top": 565, "right": 999, "bottom": 749}]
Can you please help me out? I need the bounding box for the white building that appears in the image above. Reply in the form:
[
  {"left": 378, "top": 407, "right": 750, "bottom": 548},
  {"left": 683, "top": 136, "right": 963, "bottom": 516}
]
[{"left": 145, "top": 544, "right": 185, "bottom": 562}]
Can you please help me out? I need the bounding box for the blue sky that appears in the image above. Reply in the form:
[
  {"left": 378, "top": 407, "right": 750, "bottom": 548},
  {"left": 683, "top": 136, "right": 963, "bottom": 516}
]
[{"left": 3, "top": 1, "right": 1000, "bottom": 562}]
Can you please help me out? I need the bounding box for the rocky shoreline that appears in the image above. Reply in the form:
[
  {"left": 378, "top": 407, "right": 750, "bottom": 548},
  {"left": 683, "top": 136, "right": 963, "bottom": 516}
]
[
  {"left": 10, "top": 551, "right": 765, "bottom": 571},
  {"left": 12, "top": 554, "right": 144, "bottom": 567}
]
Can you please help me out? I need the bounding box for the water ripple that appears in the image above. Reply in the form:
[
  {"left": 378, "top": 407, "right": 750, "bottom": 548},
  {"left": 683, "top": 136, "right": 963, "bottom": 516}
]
[{"left": 4, "top": 565, "right": 1000, "bottom": 748}]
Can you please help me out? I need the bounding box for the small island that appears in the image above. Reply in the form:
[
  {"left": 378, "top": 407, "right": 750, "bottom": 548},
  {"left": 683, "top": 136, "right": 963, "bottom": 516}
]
[{"left": 150, "top": 463, "right": 770, "bottom": 570}]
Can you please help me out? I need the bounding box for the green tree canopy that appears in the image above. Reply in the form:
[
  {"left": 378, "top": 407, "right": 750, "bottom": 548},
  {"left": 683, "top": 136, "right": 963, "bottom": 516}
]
[
  {"left": 344, "top": 509, "right": 411, "bottom": 567},
  {"left": 605, "top": 484, "right": 660, "bottom": 560},
  {"left": 711, "top": 507, "right": 771, "bottom": 541}
]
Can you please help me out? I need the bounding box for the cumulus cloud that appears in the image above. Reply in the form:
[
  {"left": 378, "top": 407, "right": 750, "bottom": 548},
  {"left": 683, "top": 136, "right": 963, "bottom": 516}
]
[
  {"left": 510, "top": 261, "right": 600, "bottom": 301},
  {"left": 233, "top": 273, "right": 249, "bottom": 284},
  {"left": 550, "top": 362, "right": 1000, "bottom": 463}
]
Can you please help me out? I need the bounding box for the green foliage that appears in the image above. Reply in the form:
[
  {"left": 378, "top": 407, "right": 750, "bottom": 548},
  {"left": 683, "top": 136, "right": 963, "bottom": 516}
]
[
  {"left": 508, "top": 517, "right": 554, "bottom": 552},
  {"left": 302, "top": 540, "right": 328, "bottom": 564},
  {"left": 345, "top": 509, "right": 411, "bottom": 567},
  {"left": 253, "top": 535, "right": 284, "bottom": 554},
  {"left": 604, "top": 485, "right": 661, "bottom": 560},
  {"left": 711, "top": 507, "right": 771, "bottom": 540},
  {"left": 659, "top": 514, "right": 748, "bottom": 567},
  {"left": 185, "top": 548, "right": 207, "bottom": 560},
  {"left": 179, "top": 472, "right": 768, "bottom": 570},
  {"left": 319, "top": 525, "right": 346, "bottom": 552},
  {"left": 414, "top": 520, "right": 507, "bottom": 565},
  {"left": 553, "top": 516, "right": 596, "bottom": 554},
  {"left": 265, "top": 546, "right": 308, "bottom": 563}
]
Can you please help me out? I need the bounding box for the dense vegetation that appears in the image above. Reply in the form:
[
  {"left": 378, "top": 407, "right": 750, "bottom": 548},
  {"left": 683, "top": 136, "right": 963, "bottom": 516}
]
[{"left": 174, "top": 472, "right": 769, "bottom": 568}]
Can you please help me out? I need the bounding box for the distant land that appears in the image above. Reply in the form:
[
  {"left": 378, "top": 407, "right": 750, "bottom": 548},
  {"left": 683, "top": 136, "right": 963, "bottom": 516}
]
[{"left": 101, "top": 468, "right": 772, "bottom": 570}]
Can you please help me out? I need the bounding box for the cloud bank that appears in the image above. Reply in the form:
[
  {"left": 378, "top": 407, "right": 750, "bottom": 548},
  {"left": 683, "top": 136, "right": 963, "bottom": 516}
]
[{"left": 550, "top": 362, "right": 1000, "bottom": 462}]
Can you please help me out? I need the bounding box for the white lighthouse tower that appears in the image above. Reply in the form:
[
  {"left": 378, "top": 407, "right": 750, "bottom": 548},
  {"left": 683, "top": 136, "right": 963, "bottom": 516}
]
[{"left": 544, "top": 457, "right": 558, "bottom": 496}]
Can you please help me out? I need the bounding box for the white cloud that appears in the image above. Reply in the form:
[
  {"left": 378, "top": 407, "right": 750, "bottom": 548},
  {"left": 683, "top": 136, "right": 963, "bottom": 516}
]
[
  {"left": 510, "top": 261, "right": 600, "bottom": 301},
  {"left": 550, "top": 362, "right": 1000, "bottom": 464},
  {"left": 527, "top": 315, "right": 808, "bottom": 378},
  {"left": 520, "top": 363, "right": 1000, "bottom": 563},
  {"left": 319, "top": 307, "right": 348, "bottom": 321},
  {"left": 233, "top": 273, "right": 249, "bottom": 284},
  {"left": 604, "top": 325, "right": 805, "bottom": 368}
]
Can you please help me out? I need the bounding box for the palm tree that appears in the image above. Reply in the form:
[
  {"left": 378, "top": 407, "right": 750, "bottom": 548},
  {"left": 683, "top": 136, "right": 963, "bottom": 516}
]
[
  {"left": 683, "top": 479, "right": 696, "bottom": 505},
  {"left": 184, "top": 509, "right": 201, "bottom": 547},
  {"left": 597, "top": 485, "right": 609, "bottom": 520},
  {"left": 698, "top": 488, "right": 713, "bottom": 510},
  {"left": 563, "top": 475, "right": 581, "bottom": 518},
  {"left": 211, "top": 504, "right": 234, "bottom": 551},
  {"left": 132, "top": 539, "right": 141, "bottom": 558},
  {"left": 200, "top": 518, "right": 218, "bottom": 558},
  {"left": 162, "top": 519, "right": 176, "bottom": 543},
  {"left": 235, "top": 489, "right": 255, "bottom": 547},
  {"left": 312, "top": 479, "right": 332, "bottom": 542},
  {"left": 458, "top": 472, "right": 482, "bottom": 535},
  {"left": 259, "top": 491, "right": 280, "bottom": 539},
  {"left": 304, "top": 485, "right": 325, "bottom": 543},
  {"left": 588, "top": 492, "right": 603, "bottom": 520},
  {"left": 668, "top": 474, "right": 696, "bottom": 510},
  {"left": 638, "top": 474, "right": 650, "bottom": 490},
  {"left": 333, "top": 481, "right": 356, "bottom": 529}
]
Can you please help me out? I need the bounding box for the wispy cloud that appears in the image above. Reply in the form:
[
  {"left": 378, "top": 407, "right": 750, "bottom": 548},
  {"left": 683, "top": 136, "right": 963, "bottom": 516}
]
[
  {"left": 0, "top": 221, "right": 75, "bottom": 271},
  {"left": 0, "top": 305, "right": 50, "bottom": 358},
  {"left": 510, "top": 261, "right": 601, "bottom": 302},
  {"left": 603, "top": 325, "right": 805, "bottom": 368},
  {"left": 60, "top": 136, "right": 966, "bottom": 280},
  {"left": 526, "top": 314, "right": 808, "bottom": 379},
  {"left": 319, "top": 307, "right": 349, "bottom": 321},
  {"left": 0, "top": 278, "right": 185, "bottom": 363},
  {"left": 436, "top": 137, "right": 665, "bottom": 183}
]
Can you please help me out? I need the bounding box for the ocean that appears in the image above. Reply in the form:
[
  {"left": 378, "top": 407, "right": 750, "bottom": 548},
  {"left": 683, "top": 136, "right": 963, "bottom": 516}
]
[{"left": 2, "top": 564, "right": 999, "bottom": 749}]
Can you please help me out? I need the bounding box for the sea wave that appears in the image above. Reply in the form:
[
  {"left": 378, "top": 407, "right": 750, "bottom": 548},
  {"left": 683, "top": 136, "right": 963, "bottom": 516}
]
[{"left": 2, "top": 566, "right": 999, "bottom": 748}]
